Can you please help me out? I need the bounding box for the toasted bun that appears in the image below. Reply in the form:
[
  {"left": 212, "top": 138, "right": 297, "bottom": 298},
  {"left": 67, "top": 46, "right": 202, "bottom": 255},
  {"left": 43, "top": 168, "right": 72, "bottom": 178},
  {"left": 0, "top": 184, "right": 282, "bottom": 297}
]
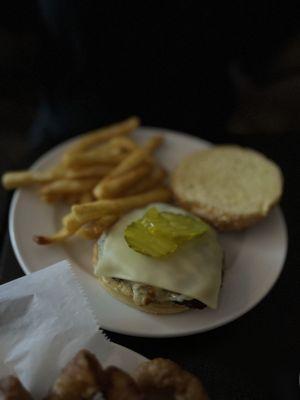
[
  {"left": 93, "top": 244, "right": 189, "bottom": 315},
  {"left": 171, "top": 145, "right": 283, "bottom": 231}
]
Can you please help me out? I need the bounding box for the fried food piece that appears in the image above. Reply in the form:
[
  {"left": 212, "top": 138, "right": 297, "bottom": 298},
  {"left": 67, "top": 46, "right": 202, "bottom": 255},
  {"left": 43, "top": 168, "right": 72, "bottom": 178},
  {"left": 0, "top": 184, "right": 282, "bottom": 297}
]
[
  {"left": 0, "top": 376, "right": 33, "bottom": 400},
  {"left": 45, "top": 349, "right": 104, "bottom": 400},
  {"left": 64, "top": 116, "right": 140, "bottom": 156},
  {"left": 125, "top": 166, "right": 166, "bottom": 196},
  {"left": 33, "top": 227, "right": 73, "bottom": 245},
  {"left": 40, "top": 179, "right": 99, "bottom": 196},
  {"left": 36, "top": 182, "right": 171, "bottom": 246},
  {"left": 104, "top": 148, "right": 150, "bottom": 179},
  {"left": 63, "top": 148, "right": 126, "bottom": 168},
  {"left": 39, "top": 192, "right": 65, "bottom": 204},
  {"left": 72, "top": 187, "right": 172, "bottom": 224},
  {"left": 76, "top": 215, "right": 118, "bottom": 239},
  {"left": 108, "top": 137, "right": 139, "bottom": 152},
  {"left": 2, "top": 170, "right": 57, "bottom": 189},
  {"left": 104, "top": 367, "right": 143, "bottom": 400},
  {"left": 33, "top": 209, "right": 90, "bottom": 245},
  {"left": 134, "top": 358, "right": 209, "bottom": 400},
  {"left": 102, "top": 135, "right": 162, "bottom": 182},
  {"left": 94, "top": 164, "right": 152, "bottom": 199},
  {"left": 33, "top": 210, "right": 84, "bottom": 245},
  {"left": 143, "top": 135, "right": 163, "bottom": 153},
  {"left": 63, "top": 165, "right": 113, "bottom": 179}
]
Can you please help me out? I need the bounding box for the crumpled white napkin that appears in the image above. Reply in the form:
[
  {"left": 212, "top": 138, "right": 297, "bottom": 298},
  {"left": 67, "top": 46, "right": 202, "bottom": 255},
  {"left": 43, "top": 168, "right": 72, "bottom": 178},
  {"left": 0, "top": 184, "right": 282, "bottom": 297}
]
[{"left": 0, "top": 260, "right": 114, "bottom": 398}]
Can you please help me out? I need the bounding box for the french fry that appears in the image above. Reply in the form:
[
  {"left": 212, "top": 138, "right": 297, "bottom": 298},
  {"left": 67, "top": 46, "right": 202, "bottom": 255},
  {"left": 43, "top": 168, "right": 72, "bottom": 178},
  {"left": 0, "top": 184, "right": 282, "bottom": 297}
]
[
  {"left": 34, "top": 211, "right": 86, "bottom": 245},
  {"left": 124, "top": 166, "right": 167, "bottom": 195},
  {"left": 78, "top": 192, "right": 95, "bottom": 204},
  {"left": 40, "top": 179, "right": 99, "bottom": 196},
  {"left": 62, "top": 213, "right": 84, "bottom": 232},
  {"left": 101, "top": 135, "right": 162, "bottom": 181},
  {"left": 105, "top": 148, "right": 151, "bottom": 179},
  {"left": 40, "top": 192, "right": 92, "bottom": 205},
  {"left": 2, "top": 170, "right": 56, "bottom": 189},
  {"left": 143, "top": 135, "right": 164, "bottom": 153},
  {"left": 63, "top": 165, "right": 113, "bottom": 179},
  {"left": 3, "top": 117, "right": 172, "bottom": 245},
  {"left": 33, "top": 227, "right": 72, "bottom": 245},
  {"left": 109, "top": 136, "right": 139, "bottom": 151},
  {"left": 64, "top": 116, "right": 140, "bottom": 156},
  {"left": 76, "top": 215, "right": 118, "bottom": 239},
  {"left": 72, "top": 187, "right": 172, "bottom": 224},
  {"left": 91, "top": 148, "right": 150, "bottom": 198},
  {"left": 40, "top": 193, "right": 64, "bottom": 204},
  {"left": 63, "top": 147, "right": 126, "bottom": 167},
  {"left": 63, "top": 194, "right": 84, "bottom": 205},
  {"left": 93, "top": 164, "right": 152, "bottom": 199}
]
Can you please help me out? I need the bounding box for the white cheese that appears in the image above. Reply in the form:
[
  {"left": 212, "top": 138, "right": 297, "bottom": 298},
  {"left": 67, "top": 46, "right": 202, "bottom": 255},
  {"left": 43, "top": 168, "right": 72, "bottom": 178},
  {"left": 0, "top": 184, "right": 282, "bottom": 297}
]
[{"left": 94, "top": 203, "right": 223, "bottom": 309}]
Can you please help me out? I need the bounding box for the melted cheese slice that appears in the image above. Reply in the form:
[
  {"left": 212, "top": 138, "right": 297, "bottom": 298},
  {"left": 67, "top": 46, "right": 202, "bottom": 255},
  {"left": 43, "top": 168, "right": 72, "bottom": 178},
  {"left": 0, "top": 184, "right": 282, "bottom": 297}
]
[{"left": 94, "top": 203, "right": 223, "bottom": 308}]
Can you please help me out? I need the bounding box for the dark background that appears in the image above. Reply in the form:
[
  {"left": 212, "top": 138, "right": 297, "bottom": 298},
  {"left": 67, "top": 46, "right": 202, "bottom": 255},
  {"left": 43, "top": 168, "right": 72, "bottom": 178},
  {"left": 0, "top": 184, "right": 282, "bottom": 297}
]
[{"left": 0, "top": 2, "right": 299, "bottom": 399}]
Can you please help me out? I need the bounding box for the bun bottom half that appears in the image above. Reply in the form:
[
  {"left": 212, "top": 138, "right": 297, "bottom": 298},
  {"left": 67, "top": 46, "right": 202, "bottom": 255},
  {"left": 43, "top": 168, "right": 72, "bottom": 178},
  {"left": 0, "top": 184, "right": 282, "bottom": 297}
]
[{"left": 97, "top": 275, "right": 189, "bottom": 315}]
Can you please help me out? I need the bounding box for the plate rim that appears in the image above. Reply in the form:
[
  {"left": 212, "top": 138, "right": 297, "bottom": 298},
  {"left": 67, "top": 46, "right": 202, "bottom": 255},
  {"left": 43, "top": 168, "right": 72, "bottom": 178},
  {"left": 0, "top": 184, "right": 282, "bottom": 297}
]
[{"left": 8, "top": 127, "right": 288, "bottom": 337}]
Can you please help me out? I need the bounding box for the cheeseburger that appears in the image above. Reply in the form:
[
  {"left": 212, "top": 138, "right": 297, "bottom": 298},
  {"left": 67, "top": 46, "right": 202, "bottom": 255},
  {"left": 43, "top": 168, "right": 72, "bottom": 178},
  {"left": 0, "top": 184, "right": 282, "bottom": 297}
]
[{"left": 93, "top": 203, "right": 224, "bottom": 314}]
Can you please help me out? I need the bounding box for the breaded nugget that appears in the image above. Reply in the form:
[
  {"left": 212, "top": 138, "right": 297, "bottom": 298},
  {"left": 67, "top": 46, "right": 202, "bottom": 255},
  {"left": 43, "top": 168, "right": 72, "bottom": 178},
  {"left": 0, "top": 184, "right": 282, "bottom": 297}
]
[
  {"left": 45, "top": 349, "right": 104, "bottom": 400},
  {"left": 104, "top": 366, "right": 143, "bottom": 400},
  {"left": 0, "top": 376, "right": 33, "bottom": 400},
  {"left": 135, "top": 358, "right": 209, "bottom": 400}
]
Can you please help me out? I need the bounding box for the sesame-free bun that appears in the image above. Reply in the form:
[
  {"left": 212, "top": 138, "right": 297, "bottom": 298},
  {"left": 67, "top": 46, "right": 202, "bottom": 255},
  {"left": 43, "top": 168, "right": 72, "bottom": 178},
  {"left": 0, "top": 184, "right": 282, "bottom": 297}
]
[
  {"left": 171, "top": 145, "right": 283, "bottom": 231},
  {"left": 93, "top": 244, "right": 188, "bottom": 315}
]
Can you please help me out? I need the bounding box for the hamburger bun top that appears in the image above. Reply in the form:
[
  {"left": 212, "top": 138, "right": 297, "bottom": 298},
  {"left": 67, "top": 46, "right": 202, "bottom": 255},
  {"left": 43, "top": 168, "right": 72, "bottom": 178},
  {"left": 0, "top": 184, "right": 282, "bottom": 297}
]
[{"left": 171, "top": 145, "right": 283, "bottom": 231}]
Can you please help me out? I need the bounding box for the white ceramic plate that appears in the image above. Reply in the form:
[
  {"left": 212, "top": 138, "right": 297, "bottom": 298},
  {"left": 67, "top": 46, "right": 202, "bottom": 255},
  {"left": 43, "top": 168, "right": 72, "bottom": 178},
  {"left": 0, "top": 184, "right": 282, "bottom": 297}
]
[{"left": 9, "top": 127, "right": 288, "bottom": 337}]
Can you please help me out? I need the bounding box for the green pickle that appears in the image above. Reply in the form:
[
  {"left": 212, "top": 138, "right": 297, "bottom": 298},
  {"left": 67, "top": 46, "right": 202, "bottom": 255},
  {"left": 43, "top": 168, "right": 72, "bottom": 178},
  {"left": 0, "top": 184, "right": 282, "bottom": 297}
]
[{"left": 124, "top": 207, "right": 208, "bottom": 258}]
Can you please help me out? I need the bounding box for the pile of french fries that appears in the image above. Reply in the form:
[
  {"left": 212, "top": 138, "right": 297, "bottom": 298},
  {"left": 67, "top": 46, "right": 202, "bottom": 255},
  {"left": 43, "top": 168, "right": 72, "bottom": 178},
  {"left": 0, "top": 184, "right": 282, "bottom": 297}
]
[{"left": 2, "top": 117, "right": 172, "bottom": 244}]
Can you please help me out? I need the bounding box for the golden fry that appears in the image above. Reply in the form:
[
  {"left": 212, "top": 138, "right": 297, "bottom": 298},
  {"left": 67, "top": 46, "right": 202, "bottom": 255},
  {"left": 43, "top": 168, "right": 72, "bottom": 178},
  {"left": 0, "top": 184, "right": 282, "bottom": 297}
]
[
  {"left": 103, "top": 135, "right": 162, "bottom": 181},
  {"left": 125, "top": 166, "right": 166, "bottom": 195},
  {"left": 40, "top": 193, "right": 64, "bottom": 204},
  {"left": 2, "top": 117, "right": 172, "bottom": 245},
  {"left": 76, "top": 215, "right": 118, "bottom": 239},
  {"left": 63, "top": 194, "right": 83, "bottom": 205},
  {"left": 93, "top": 164, "right": 151, "bottom": 199},
  {"left": 2, "top": 170, "right": 56, "bottom": 189},
  {"left": 33, "top": 227, "right": 72, "bottom": 245},
  {"left": 63, "top": 147, "right": 126, "bottom": 168},
  {"left": 106, "top": 149, "right": 151, "bottom": 179},
  {"left": 109, "top": 136, "right": 139, "bottom": 151},
  {"left": 78, "top": 192, "right": 95, "bottom": 204},
  {"left": 65, "top": 116, "right": 140, "bottom": 156},
  {"left": 143, "top": 135, "right": 164, "bottom": 153},
  {"left": 72, "top": 187, "right": 172, "bottom": 224},
  {"left": 34, "top": 211, "right": 85, "bottom": 245},
  {"left": 62, "top": 213, "right": 84, "bottom": 232},
  {"left": 40, "top": 179, "right": 99, "bottom": 196},
  {"left": 63, "top": 165, "right": 113, "bottom": 179}
]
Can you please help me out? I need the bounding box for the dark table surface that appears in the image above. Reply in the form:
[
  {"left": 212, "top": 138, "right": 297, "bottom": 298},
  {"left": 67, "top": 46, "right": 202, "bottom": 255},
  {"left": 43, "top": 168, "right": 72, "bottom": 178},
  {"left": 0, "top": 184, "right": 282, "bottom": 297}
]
[{"left": 0, "top": 130, "right": 299, "bottom": 400}]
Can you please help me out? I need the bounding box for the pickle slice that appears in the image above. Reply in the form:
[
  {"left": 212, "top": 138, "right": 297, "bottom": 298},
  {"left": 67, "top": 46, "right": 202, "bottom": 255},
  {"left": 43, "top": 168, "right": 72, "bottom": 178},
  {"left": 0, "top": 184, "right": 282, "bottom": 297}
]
[
  {"left": 124, "top": 207, "right": 208, "bottom": 258},
  {"left": 125, "top": 220, "right": 178, "bottom": 258},
  {"left": 144, "top": 208, "right": 208, "bottom": 243}
]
